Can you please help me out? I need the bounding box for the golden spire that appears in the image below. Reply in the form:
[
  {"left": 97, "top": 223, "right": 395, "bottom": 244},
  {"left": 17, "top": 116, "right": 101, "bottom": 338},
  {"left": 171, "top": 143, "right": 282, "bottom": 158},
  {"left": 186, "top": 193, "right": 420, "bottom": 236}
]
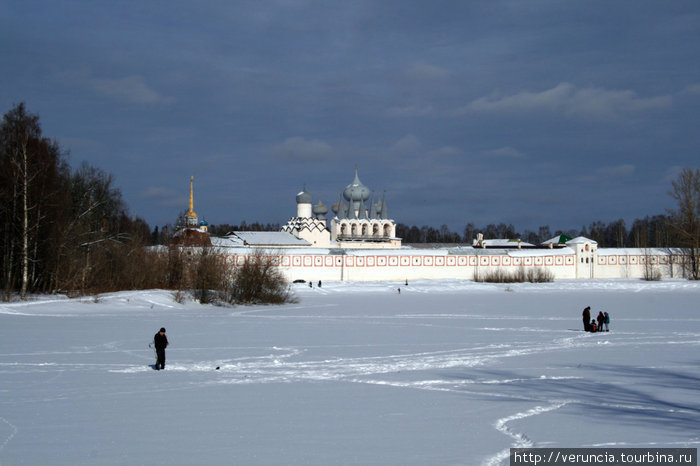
[{"left": 187, "top": 176, "right": 197, "bottom": 218}]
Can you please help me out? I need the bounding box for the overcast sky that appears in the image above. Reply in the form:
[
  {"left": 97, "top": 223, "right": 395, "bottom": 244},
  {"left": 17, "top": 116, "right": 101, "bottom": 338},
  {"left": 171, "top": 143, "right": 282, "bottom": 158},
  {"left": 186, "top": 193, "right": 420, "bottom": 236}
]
[{"left": 2, "top": 1, "right": 699, "bottom": 234}]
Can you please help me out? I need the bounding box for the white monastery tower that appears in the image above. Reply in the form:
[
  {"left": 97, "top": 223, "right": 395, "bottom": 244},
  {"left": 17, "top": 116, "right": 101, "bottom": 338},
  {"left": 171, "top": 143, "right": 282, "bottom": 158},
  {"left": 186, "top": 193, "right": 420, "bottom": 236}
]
[{"left": 281, "top": 186, "right": 332, "bottom": 247}]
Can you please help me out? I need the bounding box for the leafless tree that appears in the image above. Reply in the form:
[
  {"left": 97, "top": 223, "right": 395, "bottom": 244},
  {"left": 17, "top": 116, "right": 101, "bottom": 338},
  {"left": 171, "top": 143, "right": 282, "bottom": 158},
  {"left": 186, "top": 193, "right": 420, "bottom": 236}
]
[
  {"left": 0, "top": 103, "right": 68, "bottom": 299},
  {"left": 226, "top": 249, "right": 296, "bottom": 304},
  {"left": 667, "top": 167, "right": 700, "bottom": 279}
]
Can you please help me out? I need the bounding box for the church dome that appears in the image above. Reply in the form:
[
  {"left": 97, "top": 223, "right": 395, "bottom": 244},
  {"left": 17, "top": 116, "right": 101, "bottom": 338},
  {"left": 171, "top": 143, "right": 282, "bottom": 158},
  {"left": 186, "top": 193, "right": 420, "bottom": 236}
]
[
  {"left": 313, "top": 199, "right": 329, "bottom": 216},
  {"left": 343, "top": 171, "right": 371, "bottom": 203},
  {"left": 296, "top": 187, "right": 312, "bottom": 204}
]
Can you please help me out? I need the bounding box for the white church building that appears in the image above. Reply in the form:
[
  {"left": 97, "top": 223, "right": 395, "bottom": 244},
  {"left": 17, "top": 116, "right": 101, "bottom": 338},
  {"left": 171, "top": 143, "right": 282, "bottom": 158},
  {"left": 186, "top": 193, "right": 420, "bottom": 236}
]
[{"left": 280, "top": 170, "right": 400, "bottom": 249}]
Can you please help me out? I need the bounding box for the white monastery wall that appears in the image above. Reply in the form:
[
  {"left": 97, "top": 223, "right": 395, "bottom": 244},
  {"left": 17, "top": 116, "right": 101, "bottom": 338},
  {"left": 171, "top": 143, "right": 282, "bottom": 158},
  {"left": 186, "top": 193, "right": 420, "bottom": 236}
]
[
  {"left": 595, "top": 249, "right": 686, "bottom": 279},
  {"left": 217, "top": 245, "right": 689, "bottom": 283}
]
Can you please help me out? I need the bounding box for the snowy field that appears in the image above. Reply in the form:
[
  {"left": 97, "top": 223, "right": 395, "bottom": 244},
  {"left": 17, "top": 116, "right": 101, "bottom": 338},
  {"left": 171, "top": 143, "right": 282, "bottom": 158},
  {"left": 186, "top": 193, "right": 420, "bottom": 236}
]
[{"left": 1, "top": 279, "right": 699, "bottom": 465}]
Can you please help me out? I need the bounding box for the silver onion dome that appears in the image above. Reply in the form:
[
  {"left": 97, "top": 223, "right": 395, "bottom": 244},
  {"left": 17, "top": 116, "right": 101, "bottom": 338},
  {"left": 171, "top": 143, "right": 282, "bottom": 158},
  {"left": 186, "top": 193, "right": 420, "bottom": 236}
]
[
  {"left": 296, "top": 186, "right": 313, "bottom": 204},
  {"left": 343, "top": 170, "right": 371, "bottom": 210},
  {"left": 313, "top": 199, "right": 329, "bottom": 219}
]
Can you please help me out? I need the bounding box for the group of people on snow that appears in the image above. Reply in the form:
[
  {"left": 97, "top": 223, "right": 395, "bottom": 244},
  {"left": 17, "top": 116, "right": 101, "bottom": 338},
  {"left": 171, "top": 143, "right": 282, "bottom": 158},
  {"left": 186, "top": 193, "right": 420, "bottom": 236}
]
[{"left": 582, "top": 306, "right": 610, "bottom": 332}]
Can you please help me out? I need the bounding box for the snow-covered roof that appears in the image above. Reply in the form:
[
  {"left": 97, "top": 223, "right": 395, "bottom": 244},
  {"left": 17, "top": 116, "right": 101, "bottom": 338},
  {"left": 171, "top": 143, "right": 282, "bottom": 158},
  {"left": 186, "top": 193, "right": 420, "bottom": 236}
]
[
  {"left": 542, "top": 234, "right": 572, "bottom": 245},
  {"left": 450, "top": 247, "right": 573, "bottom": 257},
  {"left": 478, "top": 239, "right": 535, "bottom": 248},
  {"left": 566, "top": 236, "right": 597, "bottom": 245},
  {"left": 215, "top": 232, "right": 311, "bottom": 247},
  {"left": 599, "top": 247, "right": 685, "bottom": 256},
  {"left": 507, "top": 247, "right": 573, "bottom": 257},
  {"left": 346, "top": 248, "right": 447, "bottom": 256}
]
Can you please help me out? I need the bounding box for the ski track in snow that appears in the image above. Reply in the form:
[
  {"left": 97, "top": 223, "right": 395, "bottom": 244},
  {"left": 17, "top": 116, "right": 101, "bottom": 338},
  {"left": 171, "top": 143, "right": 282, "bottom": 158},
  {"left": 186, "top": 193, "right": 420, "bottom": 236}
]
[
  {"left": 89, "top": 329, "right": 697, "bottom": 466},
  {"left": 0, "top": 416, "right": 18, "bottom": 463},
  {"left": 2, "top": 285, "right": 699, "bottom": 464},
  {"left": 482, "top": 401, "right": 571, "bottom": 466}
]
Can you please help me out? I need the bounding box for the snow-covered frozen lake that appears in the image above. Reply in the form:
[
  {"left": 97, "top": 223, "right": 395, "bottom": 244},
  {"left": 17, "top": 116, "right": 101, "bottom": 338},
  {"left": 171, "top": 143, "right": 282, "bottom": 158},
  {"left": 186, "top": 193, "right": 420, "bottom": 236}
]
[{"left": 1, "top": 279, "right": 699, "bottom": 465}]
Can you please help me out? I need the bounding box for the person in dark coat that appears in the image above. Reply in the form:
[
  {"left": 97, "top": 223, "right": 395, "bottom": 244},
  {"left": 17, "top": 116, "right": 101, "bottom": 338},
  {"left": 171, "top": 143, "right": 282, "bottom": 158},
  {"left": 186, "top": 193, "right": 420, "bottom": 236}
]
[
  {"left": 597, "top": 312, "right": 605, "bottom": 332},
  {"left": 154, "top": 327, "right": 169, "bottom": 370},
  {"left": 582, "top": 306, "right": 591, "bottom": 331}
]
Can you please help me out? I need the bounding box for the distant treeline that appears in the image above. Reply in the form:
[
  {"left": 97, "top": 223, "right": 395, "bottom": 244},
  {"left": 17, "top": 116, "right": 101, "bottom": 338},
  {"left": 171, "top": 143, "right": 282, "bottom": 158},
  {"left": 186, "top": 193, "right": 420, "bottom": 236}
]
[{"left": 394, "top": 215, "right": 676, "bottom": 248}]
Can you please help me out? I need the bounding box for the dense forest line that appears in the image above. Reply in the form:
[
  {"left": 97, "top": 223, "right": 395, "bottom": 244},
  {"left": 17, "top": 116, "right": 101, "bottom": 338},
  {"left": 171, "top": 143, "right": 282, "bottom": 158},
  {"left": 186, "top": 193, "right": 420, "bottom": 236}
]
[
  {"left": 393, "top": 215, "right": 674, "bottom": 248},
  {"left": 2, "top": 103, "right": 699, "bottom": 299}
]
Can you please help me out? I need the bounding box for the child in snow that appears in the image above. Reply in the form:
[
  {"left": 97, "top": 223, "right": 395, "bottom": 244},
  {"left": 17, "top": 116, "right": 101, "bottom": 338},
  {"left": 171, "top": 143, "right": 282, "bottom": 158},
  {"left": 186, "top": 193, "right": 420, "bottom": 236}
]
[
  {"left": 597, "top": 312, "right": 605, "bottom": 332},
  {"left": 590, "top": 320, "right": 598, "bottom": 332},
  {"left": 604, "top": 312, "right": 610, "bottom": 332}
]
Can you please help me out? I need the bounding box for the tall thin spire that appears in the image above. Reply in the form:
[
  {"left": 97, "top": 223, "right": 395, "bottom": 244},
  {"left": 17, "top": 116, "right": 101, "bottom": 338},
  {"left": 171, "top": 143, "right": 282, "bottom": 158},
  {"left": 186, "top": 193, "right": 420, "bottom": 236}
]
[
  {"left": 335, "top": 192, "right": 347, "bottom": 219},
  {"left": 380, "top": 190, "right": 388, "bottom": 220},
  {"left": 369, "top": 193, "right": 378, "bottom": 219},
  {"left": 358, "top": 197, "right": 369, "bottom": 220},
  {"left": 189, "top": 176, "right": 194, "bottom": 215},
  {"left": 186, "top": 176, "right": 199, "bottom": 227}
]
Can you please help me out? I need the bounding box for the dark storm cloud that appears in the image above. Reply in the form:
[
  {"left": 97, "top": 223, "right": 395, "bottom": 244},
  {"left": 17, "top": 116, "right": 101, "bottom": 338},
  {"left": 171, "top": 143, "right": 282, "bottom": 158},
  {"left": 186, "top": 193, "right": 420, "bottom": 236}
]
[{"left": 1, "top": 0, "right": 699, "bottom": 232}]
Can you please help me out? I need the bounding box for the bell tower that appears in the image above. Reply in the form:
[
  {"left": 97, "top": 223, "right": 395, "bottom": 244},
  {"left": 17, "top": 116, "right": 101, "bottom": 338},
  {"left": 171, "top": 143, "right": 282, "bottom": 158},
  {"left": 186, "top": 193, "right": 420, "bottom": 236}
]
[{"left": 185, "top": 176, "right": 199, "bottom": 228}]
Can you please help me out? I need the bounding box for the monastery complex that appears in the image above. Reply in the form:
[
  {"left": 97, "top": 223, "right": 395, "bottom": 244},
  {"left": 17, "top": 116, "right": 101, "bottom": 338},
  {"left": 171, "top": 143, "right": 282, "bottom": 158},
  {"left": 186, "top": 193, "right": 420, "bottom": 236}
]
[{"left": 173, "top": 172, "right": 689, "bottom": 282}]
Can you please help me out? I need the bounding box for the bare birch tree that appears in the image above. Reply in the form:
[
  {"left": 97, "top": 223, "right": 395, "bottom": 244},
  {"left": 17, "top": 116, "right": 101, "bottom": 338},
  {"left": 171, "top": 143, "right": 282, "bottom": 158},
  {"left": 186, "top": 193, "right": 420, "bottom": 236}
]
[
  {"left": 668, "top": 167, "right": 700, "bottom": 279},
  {"left": 0, "top": 103, "right": 67, "bottom": 299}
]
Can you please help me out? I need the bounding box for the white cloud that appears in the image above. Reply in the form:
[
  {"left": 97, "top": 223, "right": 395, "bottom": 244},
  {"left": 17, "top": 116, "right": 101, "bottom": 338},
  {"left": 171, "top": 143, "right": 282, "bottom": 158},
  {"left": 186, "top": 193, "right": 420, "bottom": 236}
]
[
  {"left": 57, "top": 68, "right": 174, "bottom": 104},
  {"left": 390, "top": 134, "right": 422, "bottom": 154},
  {"left": 269, "top": 137, "right": 335, "bottom": 161},
  {"left": 683, "top": 83, "right": 700, "bottom": 95},
  {"left": 463, "top": 83, "right": 672, "bottom": 119},
  {"left": 406, "top": 62, "right": 451, "bottom": 81},
  {"left": 90, "top": 75, "right": 175, "bottom": 104}
]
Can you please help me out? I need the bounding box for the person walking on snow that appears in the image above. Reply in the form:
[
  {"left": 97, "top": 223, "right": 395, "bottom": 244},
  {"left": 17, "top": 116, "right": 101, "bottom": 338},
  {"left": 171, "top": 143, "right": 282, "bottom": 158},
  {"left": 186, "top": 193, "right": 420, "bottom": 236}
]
[
  {"left": 154, "top": 327, "right": 169, "bottom": 370},
  {"left": 582, "top": 306, "right": 591, "bottom": 331},
  {"left": 604, "top": 312, "right": 610, "bottom": 332}
]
